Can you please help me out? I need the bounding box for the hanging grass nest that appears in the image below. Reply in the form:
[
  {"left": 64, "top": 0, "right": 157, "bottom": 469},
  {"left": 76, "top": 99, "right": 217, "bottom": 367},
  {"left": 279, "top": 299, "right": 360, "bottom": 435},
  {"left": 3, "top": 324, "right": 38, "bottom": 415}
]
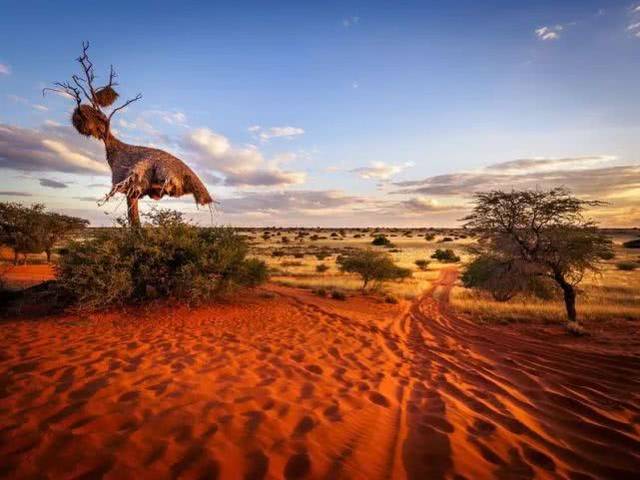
[
  {"left": 105, "top": 152, "right": 214, "bottom": 207},
  {"left": 93, "top": 86, "right": 119, "bottom": 107},
  {"left": 72, "top": 105, "right": 109, "bottom": 138}
]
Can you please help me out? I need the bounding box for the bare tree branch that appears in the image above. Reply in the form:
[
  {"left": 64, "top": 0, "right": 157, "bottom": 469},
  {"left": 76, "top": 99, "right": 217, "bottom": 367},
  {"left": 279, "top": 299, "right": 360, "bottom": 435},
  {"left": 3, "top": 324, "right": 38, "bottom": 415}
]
[
  {"left": 108, "top": 93, "right": 143, "bottom": 121},
  {"left": 76, "top": 41, "right": 100, "bottom": 107},
  {"left": 42, "top": 81, "right": 82, "bottom": 106}
]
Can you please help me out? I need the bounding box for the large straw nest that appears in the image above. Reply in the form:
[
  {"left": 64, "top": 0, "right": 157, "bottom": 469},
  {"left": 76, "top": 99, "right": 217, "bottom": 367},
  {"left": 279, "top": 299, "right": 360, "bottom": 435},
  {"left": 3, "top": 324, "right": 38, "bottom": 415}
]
[
  {"left": 107, "top": 152, "right": 214, "bottom": 207},
  {"left": 93, "top": 86, "right": 119, "bottom": 107},
  {"left": 72, "top": 105, "right": 108, "bottom": 138}
]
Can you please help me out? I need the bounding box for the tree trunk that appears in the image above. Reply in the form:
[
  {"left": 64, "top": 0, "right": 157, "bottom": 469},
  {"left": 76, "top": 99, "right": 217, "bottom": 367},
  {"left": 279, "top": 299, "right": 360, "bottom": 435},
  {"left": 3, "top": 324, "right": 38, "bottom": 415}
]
[
  {"left": 45, "top": 249, "right": 51, "bottom": 263},
  {"left": 554, "top": 272, "right": 577, "bottom": 322},
  {"left": 127, "top": 196, "right": 141, "bottom": 227}
]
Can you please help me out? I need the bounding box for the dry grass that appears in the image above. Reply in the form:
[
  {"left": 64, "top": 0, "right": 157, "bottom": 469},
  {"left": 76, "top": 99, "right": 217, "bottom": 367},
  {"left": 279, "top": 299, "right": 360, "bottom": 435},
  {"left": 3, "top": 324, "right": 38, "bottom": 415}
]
[
  {"left": 249, "top": 228, "right": 470, "bottom": 300},
  {"left": 4, "top": 226, "right": 638, "bottom": 325}
]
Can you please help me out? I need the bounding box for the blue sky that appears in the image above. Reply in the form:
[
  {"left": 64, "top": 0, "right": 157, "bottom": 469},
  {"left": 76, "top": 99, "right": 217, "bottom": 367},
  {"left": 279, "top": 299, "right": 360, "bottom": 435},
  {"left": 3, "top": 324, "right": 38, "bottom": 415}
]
[{"left": 1, "top": 0, "right": 639, "bottom": 226}]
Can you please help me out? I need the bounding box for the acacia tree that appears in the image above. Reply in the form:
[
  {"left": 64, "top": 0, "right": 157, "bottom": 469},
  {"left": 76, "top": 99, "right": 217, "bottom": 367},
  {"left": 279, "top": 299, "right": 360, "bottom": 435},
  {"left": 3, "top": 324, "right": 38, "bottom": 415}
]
[
  {"left": 0, "top": 202, "right": 88, "bottom": 264},
  {"left": 462, "top": 188, "right": 613, "bottom": 323},
  {"left": 337, "top": 249, "right": 411, "bottom": 289},
  {"left": 41, "top": 212, "right": 89, "bottom": 262}
]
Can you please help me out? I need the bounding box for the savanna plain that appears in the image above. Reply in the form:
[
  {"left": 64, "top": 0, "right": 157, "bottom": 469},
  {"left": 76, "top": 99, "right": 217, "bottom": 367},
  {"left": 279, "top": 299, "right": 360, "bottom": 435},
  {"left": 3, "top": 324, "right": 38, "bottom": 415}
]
[{"left": 1, "top": 227, "right": 639, "bottom": 479}]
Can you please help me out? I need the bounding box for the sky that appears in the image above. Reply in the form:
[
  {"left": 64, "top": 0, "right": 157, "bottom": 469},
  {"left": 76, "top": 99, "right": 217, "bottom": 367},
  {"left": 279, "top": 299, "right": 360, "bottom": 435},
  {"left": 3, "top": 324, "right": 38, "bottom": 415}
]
[{"left": 1, "top": 0, "right": 639, "bottom": 227}]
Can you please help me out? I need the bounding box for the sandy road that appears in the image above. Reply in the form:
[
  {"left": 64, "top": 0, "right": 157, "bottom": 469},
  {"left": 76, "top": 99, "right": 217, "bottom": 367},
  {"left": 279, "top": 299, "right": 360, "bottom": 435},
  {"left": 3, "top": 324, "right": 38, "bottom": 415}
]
[{"left": 0, "top": 268, "right": 639, "bottom": 479}]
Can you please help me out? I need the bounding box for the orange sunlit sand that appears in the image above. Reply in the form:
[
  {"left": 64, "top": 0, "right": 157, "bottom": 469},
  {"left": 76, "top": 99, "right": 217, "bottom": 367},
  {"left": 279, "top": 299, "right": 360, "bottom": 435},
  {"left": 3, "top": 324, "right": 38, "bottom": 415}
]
[{"left": 1, "top": 267, "right": 638, "bottom": 479}]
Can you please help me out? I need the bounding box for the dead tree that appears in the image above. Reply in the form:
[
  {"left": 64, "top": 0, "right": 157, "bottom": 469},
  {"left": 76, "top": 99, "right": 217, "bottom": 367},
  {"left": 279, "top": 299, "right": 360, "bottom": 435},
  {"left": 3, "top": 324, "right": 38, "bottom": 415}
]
[{"left": 45, "top": 42, "right": 213, "bottom": 226}]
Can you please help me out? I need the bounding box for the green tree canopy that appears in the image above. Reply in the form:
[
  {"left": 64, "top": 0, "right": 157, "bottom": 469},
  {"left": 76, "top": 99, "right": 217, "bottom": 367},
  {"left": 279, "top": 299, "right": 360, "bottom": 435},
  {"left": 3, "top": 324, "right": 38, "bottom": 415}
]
[
  {"left": 462, "top": 188, "right": 613, "bottom": 322},
  {"left": 0, "top": 202, "right": 89, "bottom": 263},
  {"left": 337, "top": 249, "right": 411, "bottom": 289}
]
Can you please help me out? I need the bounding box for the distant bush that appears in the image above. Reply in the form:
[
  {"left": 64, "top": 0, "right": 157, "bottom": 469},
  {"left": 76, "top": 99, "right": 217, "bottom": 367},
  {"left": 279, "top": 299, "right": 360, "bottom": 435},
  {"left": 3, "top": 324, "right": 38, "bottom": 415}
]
[
  {"left": 424, "top": 233, "right": 436, "bottom": 241},
  {"left": 57, "top": 210, "right": 267, "bottom": 310},
  {"left": 431, "top": 249, "right": 460, "bottom": 263},
  {"left": 383, "top": 293, "right": 398, "bottom": 304},
  {"left": 337, "top": 249, "right": 411, "bottom": 289},
  {"left": 439, "top": 237, "right": 453, "bottom": 243},
  {"left": 623, "top": 239, "right": 640, "bottom": 249},
  {"left": 414, "top": 259, "right": 430, "bottom": 271},
  {"left": 600, "top": 249, "right": 615, "bottom": 260},
  {"left": 316, "top": 264, "right": 329, "bottom": 273},
  {"left": 331, "top": 290, "right": 346, "bottom": 300},
  {"left": 616, "top": 261, "right": 638, "bottom": 271},
  {"left": 315, "top": 251, "right": 330, "bottom": 260},
  {"left": 281, "top": 261, "right": 303, "bottom": 267},
  {"left": 371, "top": 235, "right": 392, "bottom": 247}
]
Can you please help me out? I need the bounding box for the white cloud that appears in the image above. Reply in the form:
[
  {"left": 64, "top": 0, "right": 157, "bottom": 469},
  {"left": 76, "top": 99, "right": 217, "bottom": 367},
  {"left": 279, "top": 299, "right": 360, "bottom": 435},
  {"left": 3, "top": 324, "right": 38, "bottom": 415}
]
[
  {"left": 145, "top": 110, "right": 187, "bottom": 125},
  {"left": 41, "top": 140, "right": 109, "bottom": 174},
  {"left": 535, "top": 25, "right": 563, "bottom": 41},
  {"left": 393, "top": 155, "right": 639, "bottom": 201},
  {"left": 351, "top": 161, "right": 414, "bottom": 181},
  {"left": 352, "top": 81, "right": 359, "bottom": 89},
  {"left": 0, "top": 123, "right": 109, "bottom": 175},
  {"left": 249, "top": 125, "right": 305, "bottom": 141},
  {"left": 343, "top": 16, "right": 360, "bottom": 28},
  {"left": 184, "top": 127, "right": 306, "bottom": 187},
  {"left": 7, "top": 94, "right": 48, "bottom": 112},
  {"left": 0, "top": 64, "right": 10, "bottom": 76}
]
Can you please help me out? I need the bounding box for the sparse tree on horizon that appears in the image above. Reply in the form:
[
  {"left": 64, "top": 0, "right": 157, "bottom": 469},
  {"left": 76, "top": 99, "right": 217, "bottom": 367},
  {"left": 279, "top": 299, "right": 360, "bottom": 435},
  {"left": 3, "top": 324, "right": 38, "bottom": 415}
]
[
  {"left": 462, "top": 188, "right": 613, "bottom": 323},
  {"left": 0, "top": 202, "right": 88, "bottom": 264}
]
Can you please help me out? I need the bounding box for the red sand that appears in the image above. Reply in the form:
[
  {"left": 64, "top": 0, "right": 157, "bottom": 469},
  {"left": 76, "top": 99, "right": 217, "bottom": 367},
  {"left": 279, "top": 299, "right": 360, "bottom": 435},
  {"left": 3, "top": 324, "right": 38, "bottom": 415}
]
[
  {"left": 1, "top": 264, "right": 55, "bottom": 289},
  {"left": 1, "top": 268, "right": 639, "bottom": 479}
]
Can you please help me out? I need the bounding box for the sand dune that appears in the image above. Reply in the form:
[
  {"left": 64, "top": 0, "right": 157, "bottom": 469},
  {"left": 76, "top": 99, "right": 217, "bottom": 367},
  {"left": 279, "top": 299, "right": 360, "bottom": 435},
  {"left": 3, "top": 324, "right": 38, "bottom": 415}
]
[{"left": 1, "top": 268, "right": 639, "bottom": 479}]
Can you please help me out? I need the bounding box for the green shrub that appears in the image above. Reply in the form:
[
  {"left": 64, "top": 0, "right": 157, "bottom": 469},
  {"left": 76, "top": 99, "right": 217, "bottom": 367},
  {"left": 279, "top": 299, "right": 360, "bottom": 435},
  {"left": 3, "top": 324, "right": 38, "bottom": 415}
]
[
  {"left": 616, "top": 261, "right": 638, "bottom": 271},
  {"left": 57, "top": 210, "right": 267, "bottom": 310},
  {"left": 337, "top": 249, "right": 411, "bottom": 289},
  {"left": 371, "top": 235, "right": 392, "bottom": 247},
  {"left": 384, "top": 293, "right": 398, "bottom": 304},
  {"left": 331, "top": 290, "right": 346, "bottom": 300},
  {"left": 622, "top": 239, "right": 640, "bottom": 249},
  {"left": 424, "top": 233, "right": 436, "bottom": 241},
  {"left": 316, "top": 264, "right": 329, "bottom": 273},
  {"left": 462, "top": 255, "right": 557, "bottom": 302},
  {"left": 431, "top": 249, "right": 460, "bottom": 263},
  {"left": 414, "top": 259, "right": 430, "bottom": 271}
]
